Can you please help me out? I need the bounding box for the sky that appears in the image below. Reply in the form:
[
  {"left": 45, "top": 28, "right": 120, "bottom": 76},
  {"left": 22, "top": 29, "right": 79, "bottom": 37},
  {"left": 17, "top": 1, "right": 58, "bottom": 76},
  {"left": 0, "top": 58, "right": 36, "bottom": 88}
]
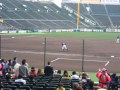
[{"left": 53, "top": 0, "right": 62, "bottom": 7}]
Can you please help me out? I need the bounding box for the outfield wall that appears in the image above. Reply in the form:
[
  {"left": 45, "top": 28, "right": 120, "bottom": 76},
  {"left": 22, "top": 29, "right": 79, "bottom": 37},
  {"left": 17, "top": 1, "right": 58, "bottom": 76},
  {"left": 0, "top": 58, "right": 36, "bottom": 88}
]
[{"left": 1, "top": 28, "right": 120, "bottom": 34}]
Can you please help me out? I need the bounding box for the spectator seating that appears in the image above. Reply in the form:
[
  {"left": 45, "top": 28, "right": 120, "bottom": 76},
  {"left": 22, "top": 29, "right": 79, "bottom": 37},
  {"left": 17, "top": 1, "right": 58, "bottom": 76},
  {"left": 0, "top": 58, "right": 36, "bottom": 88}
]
[
  {"left": 0, "top": 0, "right": 76, "bottom": 30},
  {"left": 1, "top": 72, "right": 120, "bottom": 90}
]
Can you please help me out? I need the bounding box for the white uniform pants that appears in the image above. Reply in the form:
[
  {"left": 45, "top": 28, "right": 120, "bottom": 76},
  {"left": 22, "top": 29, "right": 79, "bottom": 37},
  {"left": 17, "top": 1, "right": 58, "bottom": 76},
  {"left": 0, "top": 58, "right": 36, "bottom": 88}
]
[
  {"left": 116, "top": 39, "right": 120, "bottom": 43},
  {"left": 62, "top": 45, "right": 67, "bottom": 50}
]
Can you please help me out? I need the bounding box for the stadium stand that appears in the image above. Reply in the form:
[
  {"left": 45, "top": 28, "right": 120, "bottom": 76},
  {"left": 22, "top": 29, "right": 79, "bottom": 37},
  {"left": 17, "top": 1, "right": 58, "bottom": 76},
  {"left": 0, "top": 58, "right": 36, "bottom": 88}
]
[
  {"left": 63, "top": 3, "right": 120, "bottom": 30},
  {"left": 0, "top": 0, "right": 78, "bottom": 30},
  {"left": 0, "top": 0, "right": 120, "bottom": 31}
]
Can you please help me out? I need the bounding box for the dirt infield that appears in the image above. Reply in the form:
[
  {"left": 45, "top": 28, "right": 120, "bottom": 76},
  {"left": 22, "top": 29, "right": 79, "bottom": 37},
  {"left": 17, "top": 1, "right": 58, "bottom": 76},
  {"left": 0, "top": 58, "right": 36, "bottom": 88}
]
[{"left": 1, "top": 35, "right": 120, "bottom": 73}]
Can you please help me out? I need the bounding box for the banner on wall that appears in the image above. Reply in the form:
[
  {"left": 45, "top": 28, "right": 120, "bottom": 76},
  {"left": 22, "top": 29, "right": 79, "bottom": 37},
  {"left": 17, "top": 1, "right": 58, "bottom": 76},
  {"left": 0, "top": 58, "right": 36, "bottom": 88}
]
[{"left": 101, "top": 0, "right": 119, "bottom": 3}]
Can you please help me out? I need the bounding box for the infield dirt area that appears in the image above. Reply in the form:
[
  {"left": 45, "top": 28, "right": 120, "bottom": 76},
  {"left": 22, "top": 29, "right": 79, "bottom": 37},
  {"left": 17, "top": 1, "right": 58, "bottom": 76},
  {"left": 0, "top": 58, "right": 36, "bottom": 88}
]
[{"left": 1, "top": 35, "right": 120, "bottom": 73}]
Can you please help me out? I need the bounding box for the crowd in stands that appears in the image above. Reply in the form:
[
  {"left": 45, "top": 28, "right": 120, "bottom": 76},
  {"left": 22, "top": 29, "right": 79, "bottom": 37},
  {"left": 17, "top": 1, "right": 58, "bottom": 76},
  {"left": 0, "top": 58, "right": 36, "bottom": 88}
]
[{"left": 0, "top": 57, "right": 120, "bottom": 90}]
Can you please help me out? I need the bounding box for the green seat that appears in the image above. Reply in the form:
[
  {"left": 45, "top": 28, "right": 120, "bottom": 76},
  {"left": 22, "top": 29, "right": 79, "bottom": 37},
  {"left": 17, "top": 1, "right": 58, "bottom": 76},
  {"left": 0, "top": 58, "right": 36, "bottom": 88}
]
[
  {"left": 19, "top": 86, "right": 30, "bottom": 90},
  {"left": 33, "top": 86, "right": 44, "bottom": 90},
  {"left": 5, "top": 85, "right": 17, "bottom": 90},
  {"left": 3, "top": 88, "right": 12, "bottom": 90},
  {"left": 45, "top": 87, "right": 56, "bottom": 90}
]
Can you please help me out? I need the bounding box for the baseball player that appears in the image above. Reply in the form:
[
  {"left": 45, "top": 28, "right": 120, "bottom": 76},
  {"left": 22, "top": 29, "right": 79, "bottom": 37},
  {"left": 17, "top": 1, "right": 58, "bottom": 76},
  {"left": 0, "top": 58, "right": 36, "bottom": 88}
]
[
  {"left": 61, "top": 42, "right": 68, "bottom": 52},
  {"left": 116, "top": 35, "right": 120, "bottom": 44}
]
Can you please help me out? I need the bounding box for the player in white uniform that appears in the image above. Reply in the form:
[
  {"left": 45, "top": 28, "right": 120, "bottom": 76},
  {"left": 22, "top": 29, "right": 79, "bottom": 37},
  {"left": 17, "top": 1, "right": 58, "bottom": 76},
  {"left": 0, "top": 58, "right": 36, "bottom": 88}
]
[
  {"left": 116, "top": 35, "right": 120, "bottom": 44},
  {"left": 61, "top": 42, "right": 68, "bottom": 51}
]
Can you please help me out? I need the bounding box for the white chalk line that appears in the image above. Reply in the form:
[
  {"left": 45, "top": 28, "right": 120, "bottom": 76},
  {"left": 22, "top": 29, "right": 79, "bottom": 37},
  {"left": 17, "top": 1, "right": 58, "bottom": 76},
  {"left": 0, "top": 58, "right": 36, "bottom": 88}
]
[
  {"left": 2, "top": 49, "right": 81, "bottom": 56},
  {"left": 1, "top": 35, "right": 42, "bottom": 40},
  {"left": 51, "top": 58, "right": 60, "bottom": 62},
  {"left": 2, "top": 49, "right": 111, "bottom": 59},
  {"left": 105, "top": 61, "right": 109, "bottom": 66},
  {"left": 2, "top": 49, "right": 110, "bottom": 66},
  {"left": 51, "top": 58, "right": 109, "bottom": 66},
  {"left": 2, "top": 38, "right": 11, "bottom": 40}
]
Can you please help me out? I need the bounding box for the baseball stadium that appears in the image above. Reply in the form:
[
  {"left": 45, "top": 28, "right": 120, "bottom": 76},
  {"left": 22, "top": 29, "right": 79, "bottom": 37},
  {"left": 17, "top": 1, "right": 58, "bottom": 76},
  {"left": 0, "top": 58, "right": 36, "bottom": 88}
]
[{"left": 0, "top": 0, "right": 120, "bottom": 90}]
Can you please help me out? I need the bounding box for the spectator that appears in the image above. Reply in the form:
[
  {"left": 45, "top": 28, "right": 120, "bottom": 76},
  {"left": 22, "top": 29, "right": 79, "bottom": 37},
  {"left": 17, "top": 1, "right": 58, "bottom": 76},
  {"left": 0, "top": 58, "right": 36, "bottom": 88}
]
[
  {"left": 110, "top": 73, "right": 118, "bottom": 83},
  {"left": 12, "top": 57, "right": 17, "bottom": 63},
  {"left": 62, "top": 70, "right": 70, "bottom": 79},
  {"left": 29, "top": 67, "right": 37, "bottom": 77},
  {"left": 54, "top": 70, "right": 58, "bottom": 74},
  {"left": 22, "top": 59, "right": 29, "bottom": 70},
  {"left": 88, "top": 80, "right": 96, "bottom": 90},
  {"left": 5, "top": 67, "right": 12, "bottom": 75},
  {"left": 56, "top": 83, "right": 66, "bottom": 90},
  {"left": 0, "top": 60, "right": 2, "bottom": 75},
  {"left": 70, "top": 71, "right": 80, "bottom": 80},
  {"left": 76, "top": 86, "right": 83, "bottom": 90},
  {"left": 109, "top": 73, "right": 118, "bottom": 89},
  {"left": 13, "top": 57, "right": 17, "bottom": 60},
  {"left": 15, "top": 74, "right": 26, "bottom": 85},
  {"left": 37, "top": 68, "right": 44, "bottom": 75},
  {"left": 57, "top": 70, "right": 62, "bottom": 76},
  {"left": 12, "top": 57, "right": 17, "bottom": 69},
  {"left": 72, "top": 83, "right": 83, "bottom": 90},
  {"left": 25, "top": 60, "right": 29, "bottom": 70},
  {"left": 96, "top": 68, "right": 111, "bottom": 89},
  {"left": 5, "top": 66, "right": 16, "bottom": 78},
  {"left": 5, "top": 74, "right": 11, "bottom": 82},
  {"left": 13, "top": 59, "right": 21, "bottom": 77},
  {"left": 1, "top": 59, "right": 6, "bottom": 76},
  {"left": 82, "top": 79, "right": 95, "bottom": 90},
  {"left": 10, "top": 72, "right": 16, "bottom": 78},
  {"left": 29, "top": 75, "right": 35, "bottom": 82},
  {"left": 81, "top": 72, "right": 89, "bottom": 83},
  {"left": 44, "top": 61, "right": 53, "bottom": 76},
  {"left": 72, "top": 82, "right": 79, "bottom": 90},
  {"left": 6, "top": 59, "right": 13, "bottom": 71},
  {"left": 19, "top": 59, "right": 28, "bottom": 77}
]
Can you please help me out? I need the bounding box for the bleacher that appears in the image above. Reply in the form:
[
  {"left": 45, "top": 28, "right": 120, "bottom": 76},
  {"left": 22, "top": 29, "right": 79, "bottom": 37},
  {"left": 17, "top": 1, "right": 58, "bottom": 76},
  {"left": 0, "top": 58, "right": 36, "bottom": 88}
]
[
  {"left": 0, "top": 0, "right": 77, "bottom": 30},
  {"left": 0, "top": 0, "right": 120, "bottom": 30},
  {"left": 0, "top": 75, "right": 77, "bottom": 90},
  {"left": 1, "top": 73, "right": 120, "bottom": 90},
  {"left": 63, "top": 3, "right": 120, "bottom": 29}
]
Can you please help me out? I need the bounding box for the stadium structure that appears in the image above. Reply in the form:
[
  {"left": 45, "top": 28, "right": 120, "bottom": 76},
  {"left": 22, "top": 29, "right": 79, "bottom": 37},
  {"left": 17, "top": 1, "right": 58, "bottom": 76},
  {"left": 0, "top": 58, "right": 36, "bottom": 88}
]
[{"left": 0, "top": 0, "right": 120, "bottom": 33}]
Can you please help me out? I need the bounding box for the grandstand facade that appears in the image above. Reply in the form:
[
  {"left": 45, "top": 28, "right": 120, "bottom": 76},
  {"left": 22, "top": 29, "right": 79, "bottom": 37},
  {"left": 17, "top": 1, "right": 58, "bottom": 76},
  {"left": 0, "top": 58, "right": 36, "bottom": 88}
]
[{"left": 0, "top": 0, "right": 120, "bottom": 32}]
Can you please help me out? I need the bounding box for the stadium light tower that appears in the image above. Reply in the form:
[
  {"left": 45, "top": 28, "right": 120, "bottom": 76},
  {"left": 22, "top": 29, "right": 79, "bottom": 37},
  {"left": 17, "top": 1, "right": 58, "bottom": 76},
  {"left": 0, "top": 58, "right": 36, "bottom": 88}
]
[{"left": 76, "top": 0, "right": 81, "bottom": 30}]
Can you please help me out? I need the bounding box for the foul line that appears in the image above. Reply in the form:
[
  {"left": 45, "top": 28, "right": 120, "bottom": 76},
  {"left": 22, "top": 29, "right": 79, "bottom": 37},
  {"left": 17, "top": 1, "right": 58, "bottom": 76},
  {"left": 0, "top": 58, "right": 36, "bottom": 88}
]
[
  {"left": 2, "top": 49, "right": 112, "bottom": 59},
  {"left": 2, "top": 49, "right": 81, "bottom": 56},
  {"left": 51, "top": 58, "right": 109, "bottom": 66},
  {"left": 2, "top": 49, "right": 110, "bottom": 66},
  {"left": 105, "top": 61, "right": 109, "bottom": 66}
]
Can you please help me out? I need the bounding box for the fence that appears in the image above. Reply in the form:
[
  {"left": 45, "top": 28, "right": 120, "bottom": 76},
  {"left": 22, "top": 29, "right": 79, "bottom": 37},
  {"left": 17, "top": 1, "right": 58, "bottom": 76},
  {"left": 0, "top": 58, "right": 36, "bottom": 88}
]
[{"left": 1, "top": 35, "right": 120, "bottom": 73}]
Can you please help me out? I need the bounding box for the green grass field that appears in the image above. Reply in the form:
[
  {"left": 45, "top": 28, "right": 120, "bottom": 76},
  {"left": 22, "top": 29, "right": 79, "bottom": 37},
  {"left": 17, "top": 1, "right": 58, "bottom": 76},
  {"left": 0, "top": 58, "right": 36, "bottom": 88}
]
[
  {"left": 45, "top": 32, "right": 120, "bottom": 38},
  {"left": 3, "top": 32, "right": 120, "bottom": 39}
]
